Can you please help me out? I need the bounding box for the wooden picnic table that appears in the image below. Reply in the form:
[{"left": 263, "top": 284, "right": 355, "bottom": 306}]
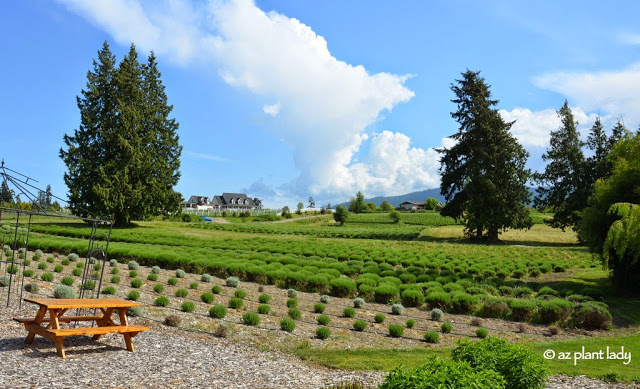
[{"left": 14, "top": 297, "right": 149, "bottom": 358}]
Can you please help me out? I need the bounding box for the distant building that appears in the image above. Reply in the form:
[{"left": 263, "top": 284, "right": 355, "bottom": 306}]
[
  {"left": 398, "top": 201, "right": 425, "bottom": 211},
  {"left": 180, "top": 195, "right": 212, "bottom": 210},
  {"left": 181, "top": 193, "right": 256, "bottom": 210}
]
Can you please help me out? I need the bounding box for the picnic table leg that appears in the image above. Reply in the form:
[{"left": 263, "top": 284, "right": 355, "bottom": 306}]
[
  {"left": 54, "top": 336, "right": 66, "bottom": 358},
  {"left": 25, "top": 306, "right": 47, "bottom": 344},
  {"left": 123, "top": 333, "right": 135, "bottom": 352},
  {"left": 116, "top": 308, "right": 135, "bottom": 352},
  {"left": 94, "top": 308, "right": 116, "bottom": 340}
]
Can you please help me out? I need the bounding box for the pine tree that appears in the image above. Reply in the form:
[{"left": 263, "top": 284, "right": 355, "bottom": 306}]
[
  {"left": 60, "top": 42, "right": 181, "bottom": 226},
  {"left": 439, "top": 70, "right": 532, "bottom": 242},
  {"left": 534, "top": 101, "right": 588, "bottom": 231},
  {"left": 0, "top": 181, "right": 13, "bottom": 204},
  {"left": 586, "top": 119, "right": 628, "bottom": 187}
]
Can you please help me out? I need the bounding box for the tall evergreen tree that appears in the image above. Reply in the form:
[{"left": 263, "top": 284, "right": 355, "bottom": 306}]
[
  {"left": 439, "top": 70, "right": 532, "bottom": 242},
  {"left": 534, "top": 101, "right": 588, "bottom": 231},
  {"left": 60, "top": 42, "right": 182, "bottom": 226},
  {"left": 0, "top": 180, "right": 13, "bottom": 204},
  {"left": 586, "top": 119, "right": 627, "bottom": 187}
]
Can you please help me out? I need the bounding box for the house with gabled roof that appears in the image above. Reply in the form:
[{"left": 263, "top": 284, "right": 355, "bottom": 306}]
[
  {"left": 180, "top": 195, "right": 212, "bottom": 210},
  {"left": 182, "top": 193, "right": 256, "bottom": 210}
]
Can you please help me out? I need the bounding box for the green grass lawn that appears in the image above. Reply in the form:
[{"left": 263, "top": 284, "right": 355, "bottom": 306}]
[{"left": 296, "top": 332, "right": 640, "bottom": 382}]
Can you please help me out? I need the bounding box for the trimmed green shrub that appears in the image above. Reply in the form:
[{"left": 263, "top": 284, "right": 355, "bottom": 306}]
[
  {"left": 175, "top": 288, "right": 188, "bottom": 298},
  {"left": 406, "top": 319, "right": 415, "bottom": 328},
  {"left": 286, "top": 298, "right": 298, "bottom": 308},
  {"left": 111, "top": 267, "right": 119, "bottom": 274},
  {"left": 130, "top": 278, "right": 142, "bottom": 288},
  {"left": 320, "top": 295, "right": 331, "bottom": 304},
  {"left": 181, "top": 301, "right": 195, "bottom": 312},
  {"left": 379, "top": 356, "right": 505, "bottom": 389},
  {"left": 41, "top": 272, "right": 54, "bottom": 282},
  {"left": 211, "top": 285, "right": 222, "bottom": 294},
  {"left": 201, "top": 273, "right": 212, "bottom": 282},
  {"left": 314, "top": 302, "right": 326, "bottom": 313},
  {"left": 388, "top": 324, "right": 404, "bottom": 338},
  {"left": 201, "top": 292, "right": 215, "bottom": 304},
  {"left": 102, "top": 285, "right": 116, "bottom": 295},
  {"left": 110, "top": 275, "right": 121, "bottom": 284},
  {"left": 257, "top": 304, "right": 270, "bottom": 314},
  {"left": 226, "top": 276, "right": 239, "bottom": 287},
  {"left": 424, "top": 330, "right": 440, "bottom": 343},
  {"left": 154, "top": 296, "right": 170, "bottom": 307},
  {"left": 316, "top": 326, "right": 331, "bottom": 340},
  {"left": 37, "top": 262, "right": 47, "bottom": 270},
  {"left": 391, "top": 303, "right": 404, "bottom": 315},
  {"left": 328, "top": 277, "right": 357, "bottom": 297},
  {"left": 451, "top": 292, "right": 478, "bottom": 314},
  {"left": 353, "top": 319, "right": 368, "bottom": 331},
  {"left": 152, "top": 265, "right": 161, "bottom": 274},
  {"left": 280, "top": 317, "right": 296, "bottom": 332},
  {"left": 167, "top": 277, "right": 178, "bottom": 286},
  {"left": 310, "top": 314, "right": 329, "bottom": 327},
  {"left": 401, "top": 289, "right": 425, "bottom": 307},
  {"left": 24, "top": 282, "right": 39, "bottom": 293},
  {"left": 258, "top": 293, "right": 271, "bottom": 303},
  {"left": 53, "top": 285, "right": 76, "bottom": 299},
  {"left": 510, "top": 299, "right": 538, "bottom": 322},
  {"left": 209, "top": 304, "right": 227, "bottom": 318},
  {"left": 343, "top": 307, "right": 356, "bottom": 318},
  {"left": 513, "top": 287, "right": 534, "bottom": 298},
  {"left": 539, "top": 299, "right": 573, "bottom": 324},
  {"left": 54, "top": 265, "right": 64, "bottom": 273},
  {"left": 228, "top": 297, "right": 243, "bottom": 309},
  {"left": 127, "top": 290, "right": 140, "bottom": 301},
  {"left": 569, "top": 301, "right": 611, "bottom": 330},
  {"left": 288, "top": 308, "right": 301, "bottom": 320},
  {"left": 60, "top": 259, "right": 70, "bottom": 266},
  {"left": 374, "top": 284, "right": 399, "bottom": 303},
  {"left": 476, "top": 327, "right": 488, "bottom": 338},
  {"left": 374, "top": 313, "right": 386, "bottom": 323},
  {"left": 425, "top": 291, "right": 451, "bottom": 310},
  {"left": 190, "top": 281, "right": 199, "bottom": 290},
  {"left": 72, "top": 268, "right": 83, "bottom": 277},
  {"left": 441, "top": 322, "right": 452, "bottom": 333},
  {"left": 242, "top": 312, "right": 260, "bottom": 326},
  {"left": 61, "top": 276, "right": 74, "bottom": 286},
  {"left": 234, "top": 289, "right": 247, "bottom": 299},
  {"left": 147, "top": 273, "right": 158, "bottom": 281},
  {"left": 480, "top": 299, "right": 511, "bottom": 319},
  {"left": 451, "top": 337, "right": 548, "bottom": 389},
  {"left": 176, "top": 269, "right": 186, "bottom": 278},
  {"left": 23, "top": 269, "right": 35, "bottom": 277},
  {"left": 153, "top": 283, "right": 164, "bottom": 293}
]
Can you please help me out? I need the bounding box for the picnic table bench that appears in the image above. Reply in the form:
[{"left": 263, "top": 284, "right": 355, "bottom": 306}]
[{"left": 14, "top": 298, "right": 149, "bottom": 358}]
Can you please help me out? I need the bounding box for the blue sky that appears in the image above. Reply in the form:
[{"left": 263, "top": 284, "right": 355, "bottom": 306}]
[{"left": 1, "top": 0, "right": 639, "bottom": 208}]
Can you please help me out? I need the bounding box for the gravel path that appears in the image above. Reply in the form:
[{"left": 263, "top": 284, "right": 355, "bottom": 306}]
[{"left": 0, "top": 306, "right": 383, "bottom": 389}]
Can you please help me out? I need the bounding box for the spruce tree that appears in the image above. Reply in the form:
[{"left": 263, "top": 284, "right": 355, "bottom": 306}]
[
  {"left": 534, "top": 101, "right": 588, "bottom": 231},
  {"left": 60, "top": 42, "right": 181, "bottom": 226},
  {"left": 0, "top": 181, "right": 13, "bottom": 204},
  {"left": 439, "top": 70, "right": 532, "bottom": 242}
]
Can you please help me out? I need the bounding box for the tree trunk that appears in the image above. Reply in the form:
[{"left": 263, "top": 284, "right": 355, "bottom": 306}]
[{"left": 487, "top": 228, "right": 499, "bottom": 243}]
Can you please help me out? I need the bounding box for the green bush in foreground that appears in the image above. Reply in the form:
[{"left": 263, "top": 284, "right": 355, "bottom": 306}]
[
  {"left": 405, "top": 319, "right": 415, "bottom": 329},
  {"left": 175, "top": 288, "right": 188, "bottom": 298},
  {"left": 286, "top": 298, "right": 298, "bottom": 308},
  {"left": 211, "top": 285, "right": 222, "bottom": 294},
  {"left": 280, "top": 317, "right": 296, "bottom": 332},
  {"left": 228, "top": 297, "right": 243, "bottom": 309},
  {"left": 353, "top": 319, "right": 367, "bottom": 331},
  {"left": 130, "top": 278, "right": 143, "bottom": 288},
  {"left": 424, "top": 330, "right": 440, "bottom": 343},
  {"left": 316, "top": 326, "right": 331, "bottom": 340},
  {"left": 41, "top": 272, "right": 54, "bottom": 282},
  {"left": 374, "top": 313, "right": 385, "bottom": 323},
  {"left": 343, "top": 307, "right": 356, "bottom": 318},
  {"left": 154, "top": 296, "right": 170, "bottom": 307},
  {"left": 476, "top": 328, "right": 488, "bottom": 338},
  {"left": 242, "top": 312, "right": 260, "bottom": 326},
  {"left": 147, "top": 273, "right": 158, "bottom": 282},
  {"left": 61, "top": 276, "right": 74, "bottom": 286},
  {"left": 451, "top": 337, "right": 548, "bottom": 389},
  {"left": 101, "top": 285, "right": 116, "bottom": 295},
  {"left": 258, "top": 293, "right": 271, "bottom": 303},
  {"left": 257, "top": 304, "right": 270, "bottom": 314},
  {"left": 234, "top": 289, "right": 247, "bottom": 299},
  {"left": 317, "top": 314, "right": 330, "bottom": 325},
  {"left": 181, "top": 301, "right": 195, "bottom": 312},
  {"left": 72, "top": 268, "right": 83, "bottom": 277},
  {"left": 127, "top": 290, "right": 140, "bottom": 301},
  {"left": 441, "top": 322, "right": 453, "bottom": 333},
  {"left": 201, "top": 292, "right": 215, "bottom": 304},
  {"left": 388, "top": 324, "right": 404, "bottom": 338},
  {"left": 154, "top": 284, "right": 164, "bottom": 293},
  {"left": 209, "top": 304, "right": 227, "bottom": 318},
  {"left": 380, "top": 356, "right": 505, "bottom": 389},
  {"left": 167, "top": 277, "right": 178, "bottom": 286},
  {"left": 314, "top": 302, "right": 326, "bottom": 313},
  {"left": 288, "top": 308, "right": 301, "bottom": 320}
]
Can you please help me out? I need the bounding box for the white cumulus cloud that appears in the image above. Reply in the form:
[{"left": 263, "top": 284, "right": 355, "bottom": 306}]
[{"left": 59, "top": 0, "right": 417, "bottom": 200}]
